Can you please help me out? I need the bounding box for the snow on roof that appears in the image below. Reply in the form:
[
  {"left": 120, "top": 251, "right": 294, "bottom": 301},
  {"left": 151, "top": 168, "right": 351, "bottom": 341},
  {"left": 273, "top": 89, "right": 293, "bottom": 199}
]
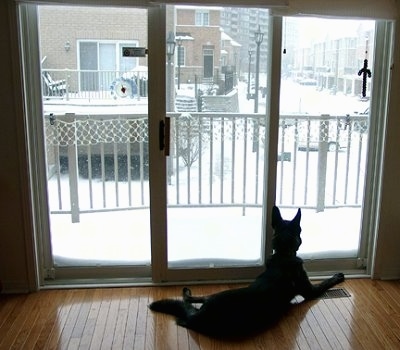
[
  {"left": 176, "top": 5, "right": 223, "bottom": 11},
  {"left": 176, "top": 35, "right": 194, "bottom": 41},
  {"left": 221, "top": 31, "right": 242, "bottom": 47}
]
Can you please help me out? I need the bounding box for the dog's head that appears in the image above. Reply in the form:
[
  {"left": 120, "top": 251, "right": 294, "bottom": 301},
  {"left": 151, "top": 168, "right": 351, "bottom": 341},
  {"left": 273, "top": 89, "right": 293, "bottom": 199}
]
[{"left": 271, "top": 206, "right": 302, "bottom": 255}]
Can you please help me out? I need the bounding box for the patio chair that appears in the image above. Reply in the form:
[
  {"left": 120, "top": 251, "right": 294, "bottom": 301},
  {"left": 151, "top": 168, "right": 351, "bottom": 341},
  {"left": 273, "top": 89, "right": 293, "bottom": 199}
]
[{"left": 42, "top": 71, "right": 67, "bottom": 97}]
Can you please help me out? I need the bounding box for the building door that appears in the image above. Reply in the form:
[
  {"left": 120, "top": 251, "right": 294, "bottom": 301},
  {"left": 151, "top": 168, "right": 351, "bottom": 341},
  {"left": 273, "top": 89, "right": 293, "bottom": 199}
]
[
  {"left": 98, "top": 43, "right": 116, "bottom": 91},
  {"left": 203, "top": 48, "right": 214, "bottom": 78},
  {"left": 79, "top": 41, "right": 98, "bottom": 91}
]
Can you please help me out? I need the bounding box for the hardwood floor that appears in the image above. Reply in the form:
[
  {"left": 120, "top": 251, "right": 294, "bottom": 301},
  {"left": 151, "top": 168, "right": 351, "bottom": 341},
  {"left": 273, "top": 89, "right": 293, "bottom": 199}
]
[{"left": 0, "top": 279, "right": 400, "bottom": 349}]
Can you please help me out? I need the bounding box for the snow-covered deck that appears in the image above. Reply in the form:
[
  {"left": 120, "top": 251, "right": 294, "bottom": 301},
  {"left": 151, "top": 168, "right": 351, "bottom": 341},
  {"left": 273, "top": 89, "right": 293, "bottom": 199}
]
[{"left": 50, "top": 206, "right": 361, "bottom": 266}]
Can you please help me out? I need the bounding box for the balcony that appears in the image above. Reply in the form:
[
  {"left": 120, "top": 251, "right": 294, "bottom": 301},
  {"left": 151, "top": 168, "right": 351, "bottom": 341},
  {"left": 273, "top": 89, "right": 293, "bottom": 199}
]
[{"left": 44, "top": 111, "right": 367, "bottom": 264}]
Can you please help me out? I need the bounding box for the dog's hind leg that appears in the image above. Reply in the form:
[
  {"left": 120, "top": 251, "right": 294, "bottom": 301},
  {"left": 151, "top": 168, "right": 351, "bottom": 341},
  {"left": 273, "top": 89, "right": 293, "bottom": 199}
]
[{"left": 298, "top": 272, "right": 345, "bottom": 300}]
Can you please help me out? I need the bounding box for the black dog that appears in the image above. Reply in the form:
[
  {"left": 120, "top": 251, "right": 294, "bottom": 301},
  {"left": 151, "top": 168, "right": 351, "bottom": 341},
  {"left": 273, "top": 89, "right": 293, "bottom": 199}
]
[{"left": 149, "top": 206, "right": 345, "bottom": 338}]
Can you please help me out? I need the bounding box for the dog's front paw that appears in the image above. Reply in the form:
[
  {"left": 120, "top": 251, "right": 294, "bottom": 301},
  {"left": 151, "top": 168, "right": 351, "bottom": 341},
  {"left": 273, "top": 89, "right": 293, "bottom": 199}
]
[
  {"left": 333, "top": 272, "right": 345, "bottom": 283},
  {"left": 182, "top": 287, "right": 192, "bottom": 297}
]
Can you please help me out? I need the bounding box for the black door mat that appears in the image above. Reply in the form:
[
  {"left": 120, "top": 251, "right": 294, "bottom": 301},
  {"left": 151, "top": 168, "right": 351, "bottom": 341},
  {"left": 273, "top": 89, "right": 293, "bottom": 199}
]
[{"left": 320, "top": 288, "right": 351, "bottom": 299}]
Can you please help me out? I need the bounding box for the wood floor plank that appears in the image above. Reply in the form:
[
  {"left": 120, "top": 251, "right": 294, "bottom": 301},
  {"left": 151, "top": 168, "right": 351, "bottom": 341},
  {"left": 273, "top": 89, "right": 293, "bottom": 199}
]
[
  {"left": 379, "top": 281, "right": 400, "bottom": 335},
  {"left": 323, "top": 297, "right": 363, "bottom": 349},
  {"left": 351, "top": 279, "right": 400, "bottom": 348},
  {"left": 0, "top": 293, "right": 40, "bottom": 349},
  {"left": 283, "top": 304, "right": 310, "bottom": 350},
  {"left": 68, "top": 289, "right": 95, "bottom": 349},
  {"left": 101, "top": 288, "right": 121, "bottom": 349},
  {"left": 0, "top": 295, "right": 23, "bottom": 335},
  {"left": 344, "top": 280, "right": 397, "bottom": 349},
  {"left": 334, "top": 290, "right": 382, "bottom": 349},
  {"left": 60, "top": 289, "right": 89, "bottom": 349},
  {"left": 43, "top": 288, "right": 74, "bottom": 349},
  {"left": 26, "top": 290, "right": 65, "bottom": 350},
  {"left": 15, "top": 291, "right": 57, "bottom": 350},
  {"left": 294, "top": 302, "right": 320, "bottom": 350},
  {"left": 133, "top": 289, "right": 149, "bottom": 350},
  {"left": 302, "top": 304, "right": 332, "bottom": 349},
  {"left": 1, "top": 279, "right": 400, "bottom": 349},
  {"left": 89, "top": 288, "right": 113, "bottom": 350},
  {"left": 316, "top": 299, "right": 353, "bottom": 349},
  {"left": 122, "top": 288, "right": 140, "bottom": 350},
  {"left": 79, "top": 288, "right": 103, "bottom": 350},
  {"left": 111, "top": 287, "right": 131, "bottom": 350},
  {"left": 10, "top": 296, "right": 41, "bottom": 349}
]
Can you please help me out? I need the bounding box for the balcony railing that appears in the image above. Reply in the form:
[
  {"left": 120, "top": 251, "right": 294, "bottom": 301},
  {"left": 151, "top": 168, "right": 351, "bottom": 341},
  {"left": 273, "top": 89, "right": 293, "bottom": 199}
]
[
  {"left": 42, "top": 69, "right": 148, "bottom": 101},
  {"left": 45, "top": 112, "right": 368, "bottom": 223}
]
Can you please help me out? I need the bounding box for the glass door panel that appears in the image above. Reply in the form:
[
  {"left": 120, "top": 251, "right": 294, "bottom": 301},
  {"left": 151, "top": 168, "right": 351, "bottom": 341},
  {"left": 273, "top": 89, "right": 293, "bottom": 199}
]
[
  {"left": 166, "top": 6, "right": 271, "bottom": 270},
  {"left": 38, "top": 5, "right": 151, "bottom": 274},
  {"left": 278, "top": 17, "right": 374, "bottom": 261}
]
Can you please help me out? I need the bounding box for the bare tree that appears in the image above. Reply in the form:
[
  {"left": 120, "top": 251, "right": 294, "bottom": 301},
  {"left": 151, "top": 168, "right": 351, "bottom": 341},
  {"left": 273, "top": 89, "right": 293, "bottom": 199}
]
[{"left": 175, "top": 113, "right": 208, "bottom": 168}]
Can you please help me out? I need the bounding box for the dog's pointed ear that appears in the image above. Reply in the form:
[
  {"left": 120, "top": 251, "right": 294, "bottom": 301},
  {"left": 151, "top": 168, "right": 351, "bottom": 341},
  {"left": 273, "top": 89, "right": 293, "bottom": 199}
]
[
  {"left": 291, "top": 208, "right": 301, "bottom": 227},
  {"left": 271, "top": 205, "right": 282, "bottom": 229}
]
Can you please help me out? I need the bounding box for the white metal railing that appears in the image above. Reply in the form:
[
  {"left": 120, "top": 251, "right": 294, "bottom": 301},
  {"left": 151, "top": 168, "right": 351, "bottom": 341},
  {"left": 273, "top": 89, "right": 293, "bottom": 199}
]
[{"left": 45, "top": 112, "right": 368, "bottom": 222}]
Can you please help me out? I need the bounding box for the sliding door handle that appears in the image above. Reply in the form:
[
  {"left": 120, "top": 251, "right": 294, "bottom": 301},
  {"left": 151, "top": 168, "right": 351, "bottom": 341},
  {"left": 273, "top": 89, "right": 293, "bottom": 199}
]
[
  {"left": 159, "top": 117, "right": 170, "bottom": 156},
  {"left": 164, "top": 117, "right": 170, "bottom": 156}
]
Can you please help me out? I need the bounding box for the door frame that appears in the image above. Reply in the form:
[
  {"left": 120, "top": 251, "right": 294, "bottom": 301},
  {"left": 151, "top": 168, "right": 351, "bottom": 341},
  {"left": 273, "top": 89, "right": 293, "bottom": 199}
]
[{"left": 18, "top": 2, "right": 392, "bottom": 286}]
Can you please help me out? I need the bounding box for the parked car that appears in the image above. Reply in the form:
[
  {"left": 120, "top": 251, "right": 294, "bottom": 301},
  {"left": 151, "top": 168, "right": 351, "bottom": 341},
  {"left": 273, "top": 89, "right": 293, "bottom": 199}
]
[{"left": 299, "top": 78, "right": 317, "bottom": 86}]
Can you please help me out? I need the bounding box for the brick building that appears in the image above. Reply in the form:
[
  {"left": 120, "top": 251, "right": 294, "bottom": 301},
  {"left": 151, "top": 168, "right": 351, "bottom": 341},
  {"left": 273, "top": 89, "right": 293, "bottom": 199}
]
[{"left": 39, "top": 5, "right": 237, "bottom": 94}]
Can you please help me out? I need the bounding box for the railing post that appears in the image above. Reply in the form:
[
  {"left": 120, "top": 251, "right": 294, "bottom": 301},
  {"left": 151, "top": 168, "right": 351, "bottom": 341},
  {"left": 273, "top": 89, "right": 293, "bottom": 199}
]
[
  {"left": 65, "top": 113, "right": 80, "bottom": 223},
  {"left": 317, "top": 116, "right": 329, "bottom": 212},
  {"left": 65, "top": 70, "right": 70, "bottom": 101}
]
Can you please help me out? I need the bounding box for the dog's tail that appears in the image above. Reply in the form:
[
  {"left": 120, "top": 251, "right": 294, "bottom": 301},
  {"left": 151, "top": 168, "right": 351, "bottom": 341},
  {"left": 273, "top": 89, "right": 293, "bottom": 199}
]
[{"left": 148, "top": 299, "right": 188, "bottom": 319}]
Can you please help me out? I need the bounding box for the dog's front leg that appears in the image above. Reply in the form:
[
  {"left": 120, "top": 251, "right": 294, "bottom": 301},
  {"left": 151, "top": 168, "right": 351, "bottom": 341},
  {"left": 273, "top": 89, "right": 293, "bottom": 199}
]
[
  {"left": 297, "top": 271, "right": 345, "bottom": 300},
  {"left": 182, "top": 287, "right": 208, "bottom": 304}
]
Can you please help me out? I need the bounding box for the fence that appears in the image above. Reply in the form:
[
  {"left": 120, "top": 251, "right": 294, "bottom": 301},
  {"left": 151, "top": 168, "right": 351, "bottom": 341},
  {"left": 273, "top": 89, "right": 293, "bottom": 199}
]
[{"left": 45, "top": 112, "right": 368, "bottom": 222}]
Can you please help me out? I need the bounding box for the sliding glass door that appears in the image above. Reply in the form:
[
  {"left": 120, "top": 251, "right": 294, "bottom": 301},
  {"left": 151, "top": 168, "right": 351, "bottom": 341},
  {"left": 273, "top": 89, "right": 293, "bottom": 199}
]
[
  {"left": 163, "top": 6, "right": 271, "bottom": 281},
  {"left": 19, "top": 2, "right": 392, "bottom": 285},
  {"left": 276, "top": 17, "right": 389, "bottom": 274},
  {"left": 25, "top": 4, "right": 153, "bottom": 282},
  {"left": 21, "top": 3, "right": 274, "bottom": 284}
]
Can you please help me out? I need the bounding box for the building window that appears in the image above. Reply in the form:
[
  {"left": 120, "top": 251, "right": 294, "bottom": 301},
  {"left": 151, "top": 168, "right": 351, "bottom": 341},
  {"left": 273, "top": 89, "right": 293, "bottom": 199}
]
[
  {"left": 177, "top": 46, "right": 185, "bottom": 66},
  {"left": 78, "top": 40, "right": 138, "bottom": 91},
  {"left": 195, "top": 10, "right": 209, "bottom": 26},
  {"left": 79, "top": 41, "right": 138, "bottom": 72}
]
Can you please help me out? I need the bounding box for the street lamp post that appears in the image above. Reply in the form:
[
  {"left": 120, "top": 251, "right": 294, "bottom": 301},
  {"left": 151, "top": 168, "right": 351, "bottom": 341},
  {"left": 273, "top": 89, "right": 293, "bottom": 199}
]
[
  {"left": 166, "top": 31, "right": 176, "bottom": 112},
  {"left": 254, "top": 26, "right": 264, "bottom": 113},
  {"left": 247, "top": 49, "right": 253, "bottom": 100},
  {"left": 176, "top": 37, "right": 183, "bottom": 90}
]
